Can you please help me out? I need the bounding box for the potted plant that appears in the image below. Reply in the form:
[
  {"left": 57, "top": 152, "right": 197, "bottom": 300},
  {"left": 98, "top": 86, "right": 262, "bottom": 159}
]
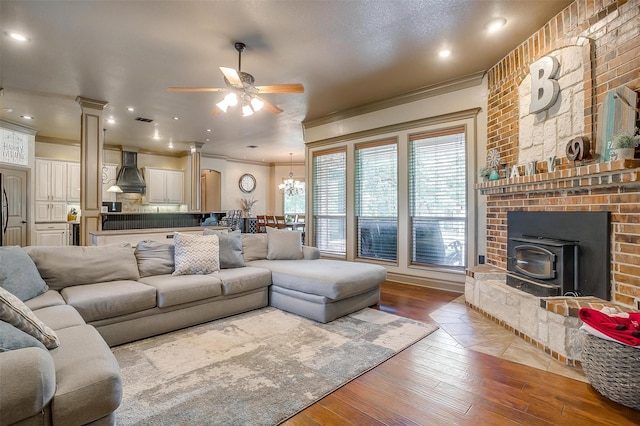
[{"left": 610, "top": 128, "right": 640, "bottom": 160}]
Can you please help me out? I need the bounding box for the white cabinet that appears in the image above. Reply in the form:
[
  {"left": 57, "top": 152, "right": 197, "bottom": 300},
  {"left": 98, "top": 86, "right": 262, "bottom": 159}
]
[
  {"left": 34, "top": 201, "right": 67, "bottom": 222},
  {"left": 67, "top": 162, "right": 81, "bottom": 202},
  {"left": 35, "top": 159, "right": 67, "bottom": 202},
  {"left": 34, "top": 223, "right": 68, "bottom": 246},
  {"left": 144, "top": 168, "right": 184, "bottom": 204},
  {"left": 102, "top": 163, "right": 118, "bottom": 202}
]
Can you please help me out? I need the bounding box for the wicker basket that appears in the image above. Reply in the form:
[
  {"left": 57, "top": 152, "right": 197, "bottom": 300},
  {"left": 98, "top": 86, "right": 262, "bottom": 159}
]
[{"left": 581, "top": 334, "right": 640, "bottom": 410}]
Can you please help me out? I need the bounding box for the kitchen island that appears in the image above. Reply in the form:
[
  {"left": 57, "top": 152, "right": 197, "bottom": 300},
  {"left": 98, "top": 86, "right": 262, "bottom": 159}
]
[
  {"left": 90, "top": 226, "right": 226, "bottom": 246},
  {"left": 101, "top": 211, "right": 225, "bottom": 231}
]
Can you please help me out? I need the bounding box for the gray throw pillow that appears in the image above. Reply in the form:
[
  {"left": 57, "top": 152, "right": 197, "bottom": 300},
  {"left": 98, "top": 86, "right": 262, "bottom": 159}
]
[
  {"left": 0, "top": 320, "right": 47, "bottom": 352},
  {"left": 173, "top": 232, "right": 220, "bottom": 275},
  {"left": 266, "top": 227, "right": 303, "bottom": 260},
  {"left": 135, "top": 240, "right": 175, "bottom": 277},
  {"left": 203, "top": 229, "right": 245, "bottom": 269},
  {"left": 0, "top": 246, "right": 48, "bottom": 301},
  {"left": 241, "top": 234, "right": 268, "bottom": 262}
]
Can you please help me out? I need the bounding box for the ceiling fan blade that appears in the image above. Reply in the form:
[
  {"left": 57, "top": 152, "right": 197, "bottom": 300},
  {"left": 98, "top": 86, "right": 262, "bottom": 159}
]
[
  {"left": 256, "top": 84, "right": 305, "bottom": 94},
  {"left": 211, "top": 106, "right": 223, "bottom": 116},
  {"left": 167, "top": 87, "right": 225, "bottom": 92},
  {"left": 256, "top": 96, "right": 283, "bottom": 114},
  {"left": 219, "top": 67, "right": 242, "bottom": 87}
]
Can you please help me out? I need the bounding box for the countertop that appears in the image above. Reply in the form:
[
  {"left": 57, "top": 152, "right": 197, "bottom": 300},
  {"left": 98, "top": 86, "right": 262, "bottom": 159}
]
[
  {"left": 90, "top": 226, "right": 226, "bottom": 236},
  {"left": 100, "top": 211, "right": 223, "bottom": 215}
]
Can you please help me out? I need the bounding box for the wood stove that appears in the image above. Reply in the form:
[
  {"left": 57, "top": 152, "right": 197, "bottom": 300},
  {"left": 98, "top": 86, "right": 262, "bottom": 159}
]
[
  {"left": 507, "top": 236, "right": 579, "bottom": 297},
  {"left": 506, "top": 211, "right": 610, "bottom": 300}
]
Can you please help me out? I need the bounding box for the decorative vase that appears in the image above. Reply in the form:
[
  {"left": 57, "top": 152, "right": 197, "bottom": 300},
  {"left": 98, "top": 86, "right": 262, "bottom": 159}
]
[
  {"left": 489, "top": 169, "right": 500, "bottom": 181},
  {"left": 610, "top": 148, "right": 635, "bottom": 161},
  {"left": 244, "top": 209, "right": 252, "bottom": 218}
]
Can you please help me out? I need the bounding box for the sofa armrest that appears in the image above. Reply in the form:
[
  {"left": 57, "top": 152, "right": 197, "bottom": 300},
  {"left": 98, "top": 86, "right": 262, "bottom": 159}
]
[
  {"left": 302, "top": 245, "right": 320, "bottom": 260},
  {"left": 0, "top": 347, "right": 56, "bottom": 425}
]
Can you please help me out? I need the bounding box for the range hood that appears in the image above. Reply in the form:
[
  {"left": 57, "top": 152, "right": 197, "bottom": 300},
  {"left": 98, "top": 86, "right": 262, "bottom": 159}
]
[{"left": 115, "top": 151, "right": 146, "bottom": 194}]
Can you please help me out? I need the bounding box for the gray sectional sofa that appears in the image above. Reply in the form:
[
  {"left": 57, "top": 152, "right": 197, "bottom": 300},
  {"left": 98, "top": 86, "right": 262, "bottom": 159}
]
[{"left": 0, "top": 228, "right": 386, "bottom": 425}]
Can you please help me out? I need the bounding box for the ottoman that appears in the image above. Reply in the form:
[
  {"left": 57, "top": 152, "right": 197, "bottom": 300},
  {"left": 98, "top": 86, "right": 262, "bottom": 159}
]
[{"left": 249, "top": 259, "right": 386, "bottom": 323}]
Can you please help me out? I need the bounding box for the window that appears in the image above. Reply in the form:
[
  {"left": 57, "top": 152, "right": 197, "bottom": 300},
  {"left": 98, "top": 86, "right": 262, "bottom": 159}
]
[
  {"left": 409, "top": 128, "right": 466, "bottom": 268},
  {"left": 355, "top": 140, "right": 397, "bottom": 261},
  {"left": 312, "top": 149, "right": 346, "bottom": 255},
  {"left": 283, "top": 181, "right": 305, "bottom": 218}
]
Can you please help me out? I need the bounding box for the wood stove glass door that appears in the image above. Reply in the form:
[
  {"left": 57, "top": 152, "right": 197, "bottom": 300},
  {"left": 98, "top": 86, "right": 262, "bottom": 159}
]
[{"left": 514, "top": 245, "right": 555, "bottom": 280}]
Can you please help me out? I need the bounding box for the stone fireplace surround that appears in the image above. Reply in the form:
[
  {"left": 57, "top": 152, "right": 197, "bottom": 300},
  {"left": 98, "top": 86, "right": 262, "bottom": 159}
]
[{"left": 471, "top": 159, "right": 640, "bottom": 365}]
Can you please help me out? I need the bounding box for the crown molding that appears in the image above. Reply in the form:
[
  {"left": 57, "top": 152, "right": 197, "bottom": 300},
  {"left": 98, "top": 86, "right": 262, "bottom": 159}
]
[{"left": 303, "top": 71, "right": 486, "bottom": 130}]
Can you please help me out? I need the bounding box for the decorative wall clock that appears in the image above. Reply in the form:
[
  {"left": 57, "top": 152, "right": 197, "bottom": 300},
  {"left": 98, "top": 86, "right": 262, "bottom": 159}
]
[
  {"left": 239, "top": 173, "right": 256, "bottom": 193},
  {"left": 487, "top": 148, "right": 501, "bottom": 168}
]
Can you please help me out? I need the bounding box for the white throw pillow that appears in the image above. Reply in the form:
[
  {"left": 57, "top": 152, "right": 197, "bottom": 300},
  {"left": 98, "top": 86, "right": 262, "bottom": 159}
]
[
  {"left": 266, "top": 227, "right": 303, "bottom": 260},
  {"left": 0, "top": 287, "right": 59, "bottom": 349},
  {"left": 172, "top": 232, "right": 220, "bottom": 275}
]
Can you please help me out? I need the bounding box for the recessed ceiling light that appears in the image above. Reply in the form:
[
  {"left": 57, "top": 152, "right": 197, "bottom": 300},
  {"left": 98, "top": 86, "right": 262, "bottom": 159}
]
[
  {"left": 2, "top": 108, "right": 14, "bottom": 113},
  {"left": 485, "top": 17, "right": 507, "bottom": 33},
  {"left": 127, "top": 107, "right": 135, "bottom": 112},
  {"left": 8, "top": 32, "right": 29, "bottom": 42},
  {"left": 206, "top": 129, "right": 212, "bottom": 132},
  {"left": 168, "top": 142, "right": 174, "bottom": 149},
  {"left": 438, "top": 49, "right": 451, "bottom": 58},
  {"left": 20, "top": 115, "right": 34, "bottom": 120},
  {"left": 205, "top": 138, "right": 210, "bottom": 142},
  {"left": 173, "top": 116, "right": 179, "bottom": 120},
  {"left": 107, "top": 118, "right": 116, "bottom": 124}
]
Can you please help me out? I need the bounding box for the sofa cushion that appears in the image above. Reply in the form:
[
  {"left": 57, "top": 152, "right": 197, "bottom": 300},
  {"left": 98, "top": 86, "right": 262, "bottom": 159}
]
[
  {"left": 0, "top": 287, "right": 59, "bottom": 349},
  {"left": 50, "top": 325, "right": 121, "bottom": 426},
  {"left": 138, "top": 274, "right": 223, "bottom": 308},
  {"left": 32, "top": 305, "right": 86, "bottom": 331},
  {"left": 0, "top": 246, "right": 48, "bottom": 301},
  {"left": 266, "top": 227, "right": 303, "bottom": 260},
  {"left": 173, "top": 232, "right": 220, "bottom": 275},
  {"left": 203, "top": 228, "right": 245, "bottom": 268},
  {"left": 0, "top": 320, "right": 47, "bottom": 352},
  {"left": 24, "top": 290, "right": 66, "bottom": 311},
  {"left": 24, "top": 244, "right": 140, "bottom": 290},
  {"left": 249, "top": 259, "right": 386, "bottom": 300},
  {"left": 135, "top": 240, "right": 175, "bottom": 277},
  {"left": 216, "top": 267, "right": 272, "bottom": 296},
  {"left": 241, "top": 233, "right": 268, "bottom": 261},
  {"left": 61, "top": 281, "right": 157, "bottom": 322}
]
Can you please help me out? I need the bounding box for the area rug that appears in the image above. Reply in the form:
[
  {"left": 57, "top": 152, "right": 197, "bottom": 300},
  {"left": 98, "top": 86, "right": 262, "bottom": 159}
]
[{"left": 112, "top": 307, "right": 437, "bottom": 425}]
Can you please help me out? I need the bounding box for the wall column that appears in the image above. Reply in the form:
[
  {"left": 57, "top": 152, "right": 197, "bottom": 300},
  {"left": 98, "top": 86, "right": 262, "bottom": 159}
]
[
  {"left": 188, "top": 142, "right": 204, "bottom": 211},
  {"left": 76, "top": 96, "right": 107, "bottom": 245}
]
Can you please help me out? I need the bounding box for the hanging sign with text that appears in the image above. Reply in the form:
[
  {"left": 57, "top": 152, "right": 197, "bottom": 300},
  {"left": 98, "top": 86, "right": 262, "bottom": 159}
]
[{"left": 0, "top": 128, "right": 29, "bottom": 166}]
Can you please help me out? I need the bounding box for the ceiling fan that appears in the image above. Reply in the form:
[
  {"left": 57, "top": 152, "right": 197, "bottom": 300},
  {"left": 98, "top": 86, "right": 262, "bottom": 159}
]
[{"left": 168, "top": 42, "right": 304, "bottom": 116}]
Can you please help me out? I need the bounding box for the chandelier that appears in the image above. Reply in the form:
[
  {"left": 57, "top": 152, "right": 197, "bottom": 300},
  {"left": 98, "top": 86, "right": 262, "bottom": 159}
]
[{"left": 278, "top": 153, "right": 305, "bottom": 196}]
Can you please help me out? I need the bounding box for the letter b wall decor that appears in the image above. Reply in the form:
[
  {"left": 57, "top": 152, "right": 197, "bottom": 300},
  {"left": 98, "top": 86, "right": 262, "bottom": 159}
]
[{"left": 529, "top": 56, "right": 560, "bottom": 114}]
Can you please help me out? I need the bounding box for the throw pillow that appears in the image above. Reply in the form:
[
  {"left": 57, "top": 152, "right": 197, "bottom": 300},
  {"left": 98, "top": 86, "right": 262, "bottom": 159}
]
[
  {"left": 0, "top": 320, "right": 47, "bottom": 352},
  {"left": 0, "top": 287, "right": 59, "bottom": 349},
  {"left": 0, "top": 246, "right": 49, "bottom": 301},
  {"left": 173, "top": 232, "right": 220, "bottom": 275},
  {"left": 203, "top": 229, "right": 245, "bottom": 269},
  {"left": 135, "top": 240, "right": 175, "bottom": 277},
  {"left": 266, "top": 227, "right": 303, "bottom": 260},
  {"left": 241, "top": 234, "right": 268, "bottom": 262}
]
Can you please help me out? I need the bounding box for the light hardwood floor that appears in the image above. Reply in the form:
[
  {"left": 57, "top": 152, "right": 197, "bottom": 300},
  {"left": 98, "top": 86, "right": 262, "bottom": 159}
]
[{"left": 283, "top": 281, "right": 640, "bottom": 425}]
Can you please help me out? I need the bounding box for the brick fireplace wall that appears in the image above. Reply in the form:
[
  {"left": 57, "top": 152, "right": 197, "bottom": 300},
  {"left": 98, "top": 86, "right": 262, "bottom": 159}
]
[{"left": 483, "top": 0, "right": 640, "bottom": 308}]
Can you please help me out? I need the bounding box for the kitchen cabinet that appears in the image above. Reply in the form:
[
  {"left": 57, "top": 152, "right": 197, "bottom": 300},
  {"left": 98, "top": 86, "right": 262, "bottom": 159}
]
[
  {"left": 34, "top": 201, "right": 67, "bottom": 222},
  {"left": 144, "top": 168, "right": 184, "bottom": 204},
  {"left": 67, "top": 162, "right": 81, "bottom": 202},
  {"left": 34, "top": 223, "right": 68, "bottom": 246},
  {"left": 35, "top": 159, "right": 67, "bottom": 202},
  {"left": 102, "top": 163, "right": 118, "bottom": 202}
]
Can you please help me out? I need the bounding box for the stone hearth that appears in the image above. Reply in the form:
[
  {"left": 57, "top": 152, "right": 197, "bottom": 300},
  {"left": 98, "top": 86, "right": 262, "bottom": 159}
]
[{"left": 465, "top": 266, "right": 632, "bottom": 367}]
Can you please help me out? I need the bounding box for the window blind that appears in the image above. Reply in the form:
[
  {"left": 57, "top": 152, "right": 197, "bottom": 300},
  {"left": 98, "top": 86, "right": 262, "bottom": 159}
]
[
  {"left": 312, "top": 149, "right": 346, "bottom": 255},
  {"left": 355, "top": 140, "right": 397, "bottom": 261},
  {"left": 409, "top": 128, "right": 466, "bottom": 267}
]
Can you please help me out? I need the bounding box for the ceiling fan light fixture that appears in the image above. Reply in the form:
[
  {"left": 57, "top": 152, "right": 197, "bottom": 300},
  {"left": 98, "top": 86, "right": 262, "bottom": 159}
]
[
  {"left": 250, "top": 97, "right": 264, "bottom": 112},
  {"left": 224, "top": 92, "right": 238, "bottom": 107},
  {"left": 242, "top": 104, "right": 254, "bottom": 116},
  {"left": 216, "top": 99, "right": 230, "bottom": 113}
]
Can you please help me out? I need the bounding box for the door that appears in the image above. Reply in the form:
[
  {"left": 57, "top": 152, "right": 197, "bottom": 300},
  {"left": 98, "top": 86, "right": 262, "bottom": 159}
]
[{"left": 1, "top": 168, "right": 28, "bottom": 246}]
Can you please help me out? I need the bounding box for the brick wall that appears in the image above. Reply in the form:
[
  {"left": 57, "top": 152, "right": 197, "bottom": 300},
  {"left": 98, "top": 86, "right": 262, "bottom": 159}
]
[{"left": 484, "top": 0, "right": 640, "bottom": 307}]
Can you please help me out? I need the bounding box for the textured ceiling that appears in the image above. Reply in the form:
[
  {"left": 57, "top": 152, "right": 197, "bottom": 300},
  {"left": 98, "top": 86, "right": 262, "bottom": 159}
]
[{"left": 0, "top": 0, "right": 572, "bottom": 163}]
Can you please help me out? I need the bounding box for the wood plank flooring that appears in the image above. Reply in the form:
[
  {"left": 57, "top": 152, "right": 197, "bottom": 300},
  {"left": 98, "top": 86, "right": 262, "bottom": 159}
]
[{"left": 282, "top": 281, "right": 640, "bottom": 425}]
